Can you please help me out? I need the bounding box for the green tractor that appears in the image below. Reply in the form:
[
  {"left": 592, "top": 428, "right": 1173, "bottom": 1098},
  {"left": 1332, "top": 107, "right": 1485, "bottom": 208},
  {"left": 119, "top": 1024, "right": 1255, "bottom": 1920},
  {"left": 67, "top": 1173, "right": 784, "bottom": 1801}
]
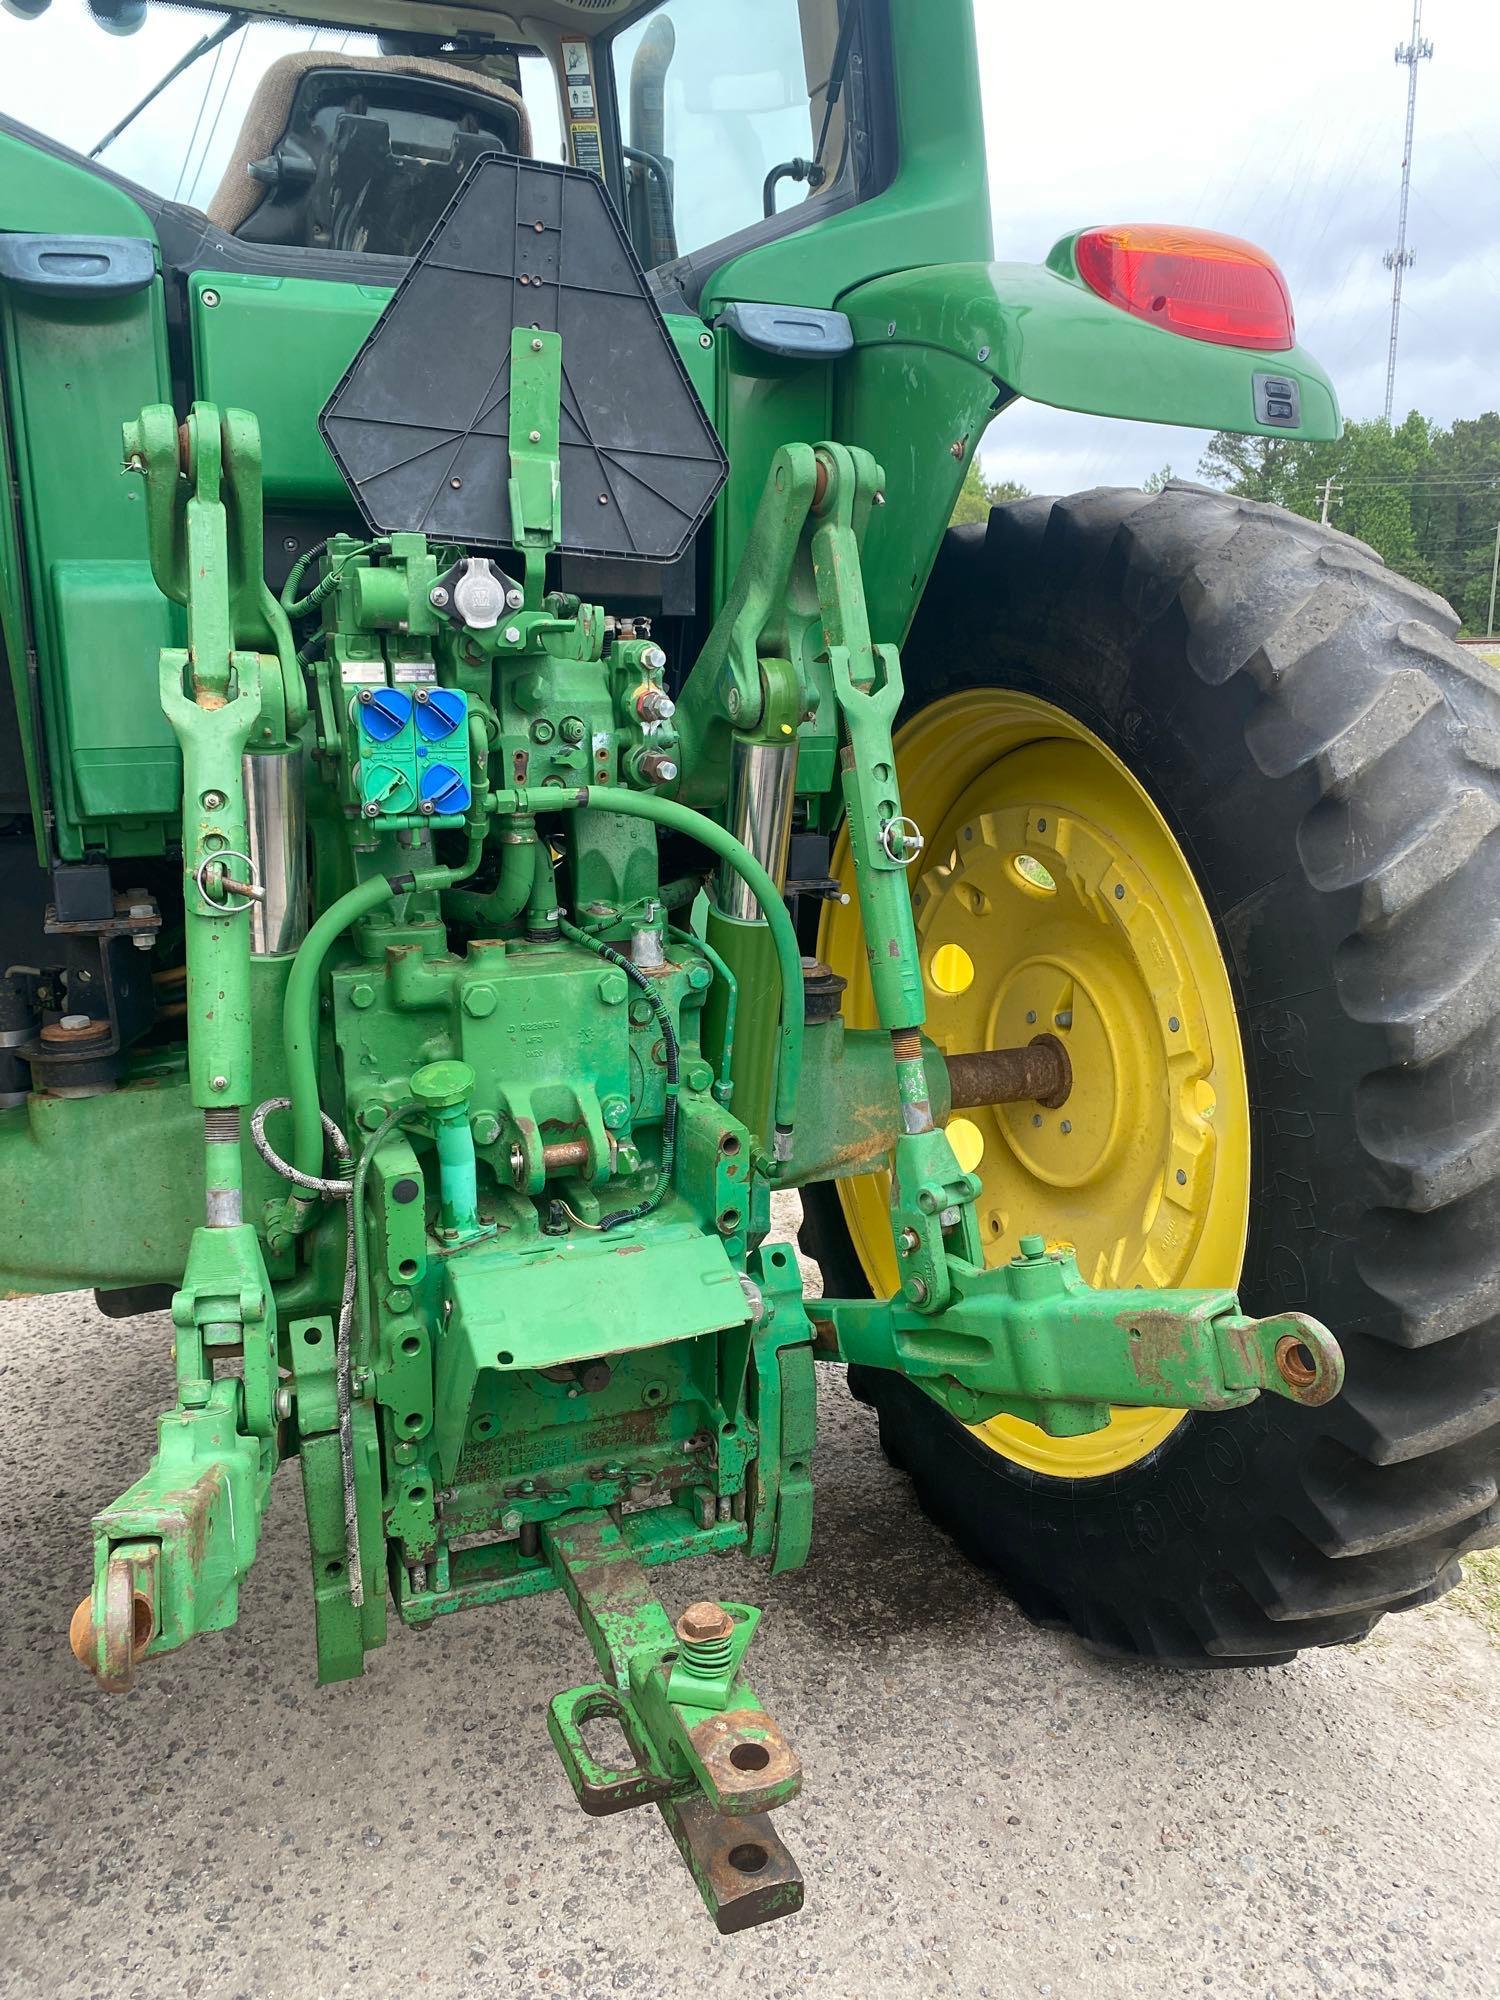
[{"left": 1, "top": 0, "right": 1494, "bottom": 1933}]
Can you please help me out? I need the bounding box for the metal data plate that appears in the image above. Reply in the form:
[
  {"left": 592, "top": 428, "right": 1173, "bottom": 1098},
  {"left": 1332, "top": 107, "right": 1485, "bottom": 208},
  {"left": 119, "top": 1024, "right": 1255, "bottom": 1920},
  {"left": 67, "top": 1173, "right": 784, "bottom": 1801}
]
[{"left": 319, "top": 153, "right": 727, "bottom": 563}]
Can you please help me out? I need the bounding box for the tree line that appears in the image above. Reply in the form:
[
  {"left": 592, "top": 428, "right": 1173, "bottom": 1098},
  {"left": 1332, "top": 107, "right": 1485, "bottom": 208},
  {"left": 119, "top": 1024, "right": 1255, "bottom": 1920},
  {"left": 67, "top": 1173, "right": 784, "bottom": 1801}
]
[
  {"left": 952, "top": 412, "right": 1500, "bottom": 636},
  {"left": 1199, "top": 411, "right": 1500, "bottom": 636}
]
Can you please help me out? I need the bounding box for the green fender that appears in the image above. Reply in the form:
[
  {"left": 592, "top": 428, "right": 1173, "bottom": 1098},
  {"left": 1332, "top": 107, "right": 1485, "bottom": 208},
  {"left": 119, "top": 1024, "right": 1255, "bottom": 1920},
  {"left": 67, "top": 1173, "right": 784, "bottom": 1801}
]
[{"left": 840, "top": 237, "right": 1341, "bottom": 443}]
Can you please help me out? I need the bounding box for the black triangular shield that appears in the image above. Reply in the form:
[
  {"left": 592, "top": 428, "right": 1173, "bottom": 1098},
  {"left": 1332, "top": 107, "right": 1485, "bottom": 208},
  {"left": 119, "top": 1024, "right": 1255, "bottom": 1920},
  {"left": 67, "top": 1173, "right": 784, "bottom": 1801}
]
[{"left": 319, "top": 153, "right": 727, "bottom": 562}]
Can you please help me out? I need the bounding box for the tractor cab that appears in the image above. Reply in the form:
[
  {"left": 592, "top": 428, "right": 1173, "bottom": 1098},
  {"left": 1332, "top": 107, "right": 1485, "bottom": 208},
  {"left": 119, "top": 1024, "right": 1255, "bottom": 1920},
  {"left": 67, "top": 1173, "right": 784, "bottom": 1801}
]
[
  {"left": 206, "top": 51, "right": 534, "bottom": 255},
  {"left": 3, "top": 0, "right": 869, "bottom": 281}
]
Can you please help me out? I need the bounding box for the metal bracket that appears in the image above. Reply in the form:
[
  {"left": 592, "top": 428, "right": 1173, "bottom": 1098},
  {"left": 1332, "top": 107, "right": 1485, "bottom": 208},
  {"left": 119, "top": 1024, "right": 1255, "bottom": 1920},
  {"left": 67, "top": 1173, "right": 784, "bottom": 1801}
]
[
  {"left": 506, "top": 326, "right": 563, "bottom": 584},
  {"left": 824, "top": 1238, "right": 1344, "bottom": 1433},
  {"left": 540, "top": 1512, "right": 804, "bottom": 1932}
]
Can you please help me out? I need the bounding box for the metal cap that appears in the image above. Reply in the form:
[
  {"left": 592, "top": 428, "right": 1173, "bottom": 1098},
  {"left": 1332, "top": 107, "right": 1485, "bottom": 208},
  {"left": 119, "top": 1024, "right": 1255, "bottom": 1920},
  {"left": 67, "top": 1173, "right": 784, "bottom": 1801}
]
[{"left": 410, "top": 1059, "right": 475, "bottom": 1111}]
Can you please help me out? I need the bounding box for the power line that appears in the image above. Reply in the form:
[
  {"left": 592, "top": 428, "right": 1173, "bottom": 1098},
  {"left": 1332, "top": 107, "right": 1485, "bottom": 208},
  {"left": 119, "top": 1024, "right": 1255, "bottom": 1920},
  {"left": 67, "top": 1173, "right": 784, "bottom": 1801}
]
[
  {"left": 185, "top": 22, "right": 251, "bottom": 208},
  {"left": 1382, "top": 0, "right": 1433, "bottom": 423},
  {"left": 173, "top": 28, "right": 229, "bottom": 200}
]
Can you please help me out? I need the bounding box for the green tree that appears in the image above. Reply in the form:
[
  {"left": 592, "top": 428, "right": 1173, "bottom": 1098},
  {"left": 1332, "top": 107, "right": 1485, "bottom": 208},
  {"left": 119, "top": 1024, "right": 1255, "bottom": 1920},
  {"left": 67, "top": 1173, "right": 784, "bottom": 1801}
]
[
  {"left": 1143, "top": 464, "right": 1176, "bottom": 492},
  {"left": 951, "top": 462, "right": 1030, "bottom": 526},
  {"left": 1198, "top": 410, "right": 1500, "bottom": 628},
  {"left": 1418, "top": 414, "right": 1500, "bottom": 634}
]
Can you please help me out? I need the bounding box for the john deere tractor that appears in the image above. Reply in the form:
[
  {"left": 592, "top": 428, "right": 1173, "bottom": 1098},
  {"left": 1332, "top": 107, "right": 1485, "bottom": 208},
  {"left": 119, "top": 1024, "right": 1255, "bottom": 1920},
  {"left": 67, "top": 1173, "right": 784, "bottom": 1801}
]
[{"left": 2, "top": 0, "right": 1496, "bottom": 1933}]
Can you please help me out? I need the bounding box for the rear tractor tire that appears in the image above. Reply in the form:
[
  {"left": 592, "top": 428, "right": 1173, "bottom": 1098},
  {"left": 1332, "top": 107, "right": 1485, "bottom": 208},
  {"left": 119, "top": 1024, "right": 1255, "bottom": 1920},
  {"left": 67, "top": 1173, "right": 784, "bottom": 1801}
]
[{"left": 802, "top": 481, "right": 1500, "bottom": 1666}]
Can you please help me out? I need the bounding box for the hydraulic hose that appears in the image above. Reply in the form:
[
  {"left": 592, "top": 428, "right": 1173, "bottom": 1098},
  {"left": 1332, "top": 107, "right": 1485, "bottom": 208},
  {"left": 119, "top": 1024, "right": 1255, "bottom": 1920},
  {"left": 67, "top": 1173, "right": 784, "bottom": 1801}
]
[
  {"left": 526, "top": 835, "right": 560, "bottom": 936},
  {"left": 444, "top": 815, "right": 536, "bottom": 931},
  {"left": 507, "top": 785, "right": 803, "bottom": 1155},
  {"left": 282, "top": 826, "right": 483, "bottom": 1206}
]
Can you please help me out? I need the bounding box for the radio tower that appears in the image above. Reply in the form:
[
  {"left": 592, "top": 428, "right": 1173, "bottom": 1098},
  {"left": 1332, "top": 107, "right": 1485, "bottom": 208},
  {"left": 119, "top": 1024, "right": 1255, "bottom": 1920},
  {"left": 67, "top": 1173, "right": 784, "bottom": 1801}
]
[{"left": 1382, "top": 0, "right": 1433, "bottom": 423}]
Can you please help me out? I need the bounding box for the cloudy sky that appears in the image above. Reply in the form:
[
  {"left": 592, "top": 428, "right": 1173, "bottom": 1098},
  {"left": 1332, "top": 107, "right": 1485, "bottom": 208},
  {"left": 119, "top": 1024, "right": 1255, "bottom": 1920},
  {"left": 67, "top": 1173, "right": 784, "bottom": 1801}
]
[
  {"left": 2, "top": 0, "right": 1496, "bottom": 494},
  {"left": 971, "top": 0, "right": 1500, "bottom": 491}
]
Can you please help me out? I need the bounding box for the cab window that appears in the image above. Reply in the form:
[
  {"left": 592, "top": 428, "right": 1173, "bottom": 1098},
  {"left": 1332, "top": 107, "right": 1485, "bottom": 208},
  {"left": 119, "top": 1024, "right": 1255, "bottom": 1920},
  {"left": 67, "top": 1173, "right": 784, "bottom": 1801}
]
[{"left": 607, "top": 0, "right": 870, "bottom": 271}]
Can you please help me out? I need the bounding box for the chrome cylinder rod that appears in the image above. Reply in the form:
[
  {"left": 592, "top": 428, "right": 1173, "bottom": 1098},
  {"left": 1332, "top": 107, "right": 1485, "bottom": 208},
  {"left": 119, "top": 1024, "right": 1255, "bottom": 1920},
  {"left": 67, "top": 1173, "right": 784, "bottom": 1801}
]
[
  {"left": 243, "top": 747, "right": 308, "bottom": 956},
  {"left": 717, "top": 739, "right": 799, "bottom": 920}
]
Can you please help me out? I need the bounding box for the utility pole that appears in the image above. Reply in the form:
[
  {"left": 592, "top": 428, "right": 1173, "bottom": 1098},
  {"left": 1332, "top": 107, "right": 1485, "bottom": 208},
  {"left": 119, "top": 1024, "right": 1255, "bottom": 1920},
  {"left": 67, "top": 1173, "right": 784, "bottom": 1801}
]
[
  {"left": 1318, "top": 476, "right": 1341, "bottom": 526},
  {"left": 1487, "top": 521, "right": 1500, "bottom": 640},
  {"left": 1382, "top": 0, "right": 1433, "bottom": 424}
]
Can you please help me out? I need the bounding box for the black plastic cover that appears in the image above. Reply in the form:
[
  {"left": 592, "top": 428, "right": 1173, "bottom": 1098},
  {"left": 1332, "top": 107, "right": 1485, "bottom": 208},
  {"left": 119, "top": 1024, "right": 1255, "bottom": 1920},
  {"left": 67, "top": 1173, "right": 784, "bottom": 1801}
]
[
  {"left": 717, "top": 300, "right": 853, "bottom": 359},
  {"left": 319, "top": 153, "right": 727, "bottom": 563},
  {"left": 0, "top": 233, "right": 156, "bottom": 298}
]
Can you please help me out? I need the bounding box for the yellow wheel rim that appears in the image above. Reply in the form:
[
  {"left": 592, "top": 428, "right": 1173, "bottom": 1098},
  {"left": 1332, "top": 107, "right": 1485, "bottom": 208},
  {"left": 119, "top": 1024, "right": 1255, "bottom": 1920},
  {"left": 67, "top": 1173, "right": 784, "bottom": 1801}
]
[{"left": 819, "top": 689, "right": 1250, "bottom": 1479}]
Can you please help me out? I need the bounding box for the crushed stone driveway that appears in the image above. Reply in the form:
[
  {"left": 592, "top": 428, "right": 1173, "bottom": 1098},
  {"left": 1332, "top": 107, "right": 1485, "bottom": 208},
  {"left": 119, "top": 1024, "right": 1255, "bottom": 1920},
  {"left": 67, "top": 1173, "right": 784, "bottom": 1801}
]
[{"left": 3, "top": 1270, "right": 1498, "bottom": 2000}]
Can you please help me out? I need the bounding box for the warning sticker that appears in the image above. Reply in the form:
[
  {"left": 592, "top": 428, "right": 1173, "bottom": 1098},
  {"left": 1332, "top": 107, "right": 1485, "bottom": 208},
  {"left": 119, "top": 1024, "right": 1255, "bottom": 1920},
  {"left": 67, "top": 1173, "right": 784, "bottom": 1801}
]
[
  {"left": 560, "top": 37, "right": 603, "bottom": 175},
  {"left": 571, "top": 121, "right": 603, "bottom": 176}
]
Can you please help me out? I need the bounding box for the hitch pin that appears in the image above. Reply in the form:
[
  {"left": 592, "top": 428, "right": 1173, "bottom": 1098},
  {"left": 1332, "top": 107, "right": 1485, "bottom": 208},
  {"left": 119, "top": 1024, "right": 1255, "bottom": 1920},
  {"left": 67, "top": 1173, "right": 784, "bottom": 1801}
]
[{"left": 194, "top": 850, "right": 265, "bottom": 911}]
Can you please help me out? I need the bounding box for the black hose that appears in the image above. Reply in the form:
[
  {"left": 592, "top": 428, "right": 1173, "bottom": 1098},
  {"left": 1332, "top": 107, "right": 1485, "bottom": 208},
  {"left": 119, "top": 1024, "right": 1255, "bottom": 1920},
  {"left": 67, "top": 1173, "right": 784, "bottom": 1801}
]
[
  {"left": 558, "top": 916, "right": 677, "bottom": 1231},
  {"left": 281, "top": 538, "right": 384, "bottom": 621}
]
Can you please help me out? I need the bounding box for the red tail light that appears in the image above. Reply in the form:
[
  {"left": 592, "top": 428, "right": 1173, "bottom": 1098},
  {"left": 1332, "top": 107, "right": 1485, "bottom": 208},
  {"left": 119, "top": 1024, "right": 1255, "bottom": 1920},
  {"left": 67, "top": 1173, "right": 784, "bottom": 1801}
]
[{"left": 1074, "top": 224, "right": 1295, "bottom": 351}]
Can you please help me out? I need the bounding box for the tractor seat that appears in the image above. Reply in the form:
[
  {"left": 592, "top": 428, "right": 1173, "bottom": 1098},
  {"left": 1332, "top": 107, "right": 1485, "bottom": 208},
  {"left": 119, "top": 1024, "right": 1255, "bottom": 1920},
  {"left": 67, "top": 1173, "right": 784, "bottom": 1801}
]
[{"left": 205, "top": 51, "right": 534, "bottom": 257}]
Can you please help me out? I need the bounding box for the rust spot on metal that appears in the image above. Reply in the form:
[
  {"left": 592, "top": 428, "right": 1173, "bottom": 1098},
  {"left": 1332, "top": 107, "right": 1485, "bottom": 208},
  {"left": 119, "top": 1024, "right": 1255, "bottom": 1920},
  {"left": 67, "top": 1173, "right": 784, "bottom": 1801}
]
[
  {"left": 1119, "top": 1307, "right": 1224, "bottom": 1407},
  {"left": 677, "top": 1600, "right": 734, "bottom": 1644},
  {"left": 1275, "top": 1333, "right": 1319, "bottom": 1390},
  {"left": 946, "top": 1034, "right": 1071, "bottom": 1111},
  {"left": 659, "top": 1792, "right": 804, "bottom": 1934},
  {"left": 690, "top": 1706, "right": 802, "bottom": 1814}
]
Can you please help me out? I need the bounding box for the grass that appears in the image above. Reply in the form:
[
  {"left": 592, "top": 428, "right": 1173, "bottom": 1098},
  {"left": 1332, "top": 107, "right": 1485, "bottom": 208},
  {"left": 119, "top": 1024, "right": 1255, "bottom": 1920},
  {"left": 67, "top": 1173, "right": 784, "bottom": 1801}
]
[{"left": 1449, "top": 1546, "right": 1500, "bottom": 1641}]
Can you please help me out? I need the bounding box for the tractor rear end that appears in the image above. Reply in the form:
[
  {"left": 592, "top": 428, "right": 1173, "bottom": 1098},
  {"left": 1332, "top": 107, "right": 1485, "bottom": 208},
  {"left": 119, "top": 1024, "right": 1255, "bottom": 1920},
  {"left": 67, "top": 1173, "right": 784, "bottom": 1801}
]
[{"left": 2, "top": 0, "right": 1497, "bottom": 1933}]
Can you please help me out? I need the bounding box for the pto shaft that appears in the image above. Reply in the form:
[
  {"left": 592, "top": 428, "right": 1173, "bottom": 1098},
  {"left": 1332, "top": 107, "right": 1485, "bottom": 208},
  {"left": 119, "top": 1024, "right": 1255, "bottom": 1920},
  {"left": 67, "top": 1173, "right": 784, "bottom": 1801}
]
[{"left": 945, "top": 1036, "right": 1072, "bottom": 1112}]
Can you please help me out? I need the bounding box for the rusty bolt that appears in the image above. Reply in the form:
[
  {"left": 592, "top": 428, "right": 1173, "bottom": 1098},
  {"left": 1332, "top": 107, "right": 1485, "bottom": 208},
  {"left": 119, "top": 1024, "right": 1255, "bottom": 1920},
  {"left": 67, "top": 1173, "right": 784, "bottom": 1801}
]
[
  {"left": 676, "top": 1600, "right": 734, "bottom": 1645},
  {"left": 898, "top": 1227, "right": 921, "bottom": 1254}
]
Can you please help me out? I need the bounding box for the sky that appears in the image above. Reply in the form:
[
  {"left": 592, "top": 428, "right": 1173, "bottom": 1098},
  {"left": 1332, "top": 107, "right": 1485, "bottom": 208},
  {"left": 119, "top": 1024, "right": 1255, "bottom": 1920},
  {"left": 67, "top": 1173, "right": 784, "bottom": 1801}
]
[
  {"left": 970, "top": 0, "right": 1500, "bottom": 492},
  {"left": 1, "top": 0, "right": 1497, "bottom": 495}
]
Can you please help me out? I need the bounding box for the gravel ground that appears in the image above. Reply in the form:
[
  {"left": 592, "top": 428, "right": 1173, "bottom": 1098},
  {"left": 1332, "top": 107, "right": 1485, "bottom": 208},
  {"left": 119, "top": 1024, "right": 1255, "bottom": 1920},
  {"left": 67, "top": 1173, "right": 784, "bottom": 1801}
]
[{"left": 3, "top": 1234, "right": 1499, "bottom": 2000}]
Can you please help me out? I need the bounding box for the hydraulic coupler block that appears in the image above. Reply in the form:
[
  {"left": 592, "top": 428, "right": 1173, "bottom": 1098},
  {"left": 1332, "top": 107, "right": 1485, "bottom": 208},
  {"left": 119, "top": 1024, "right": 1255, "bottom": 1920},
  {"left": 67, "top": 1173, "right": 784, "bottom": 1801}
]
[{"left": 352, "top": 683, "right": 472, "bottom": 823}]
